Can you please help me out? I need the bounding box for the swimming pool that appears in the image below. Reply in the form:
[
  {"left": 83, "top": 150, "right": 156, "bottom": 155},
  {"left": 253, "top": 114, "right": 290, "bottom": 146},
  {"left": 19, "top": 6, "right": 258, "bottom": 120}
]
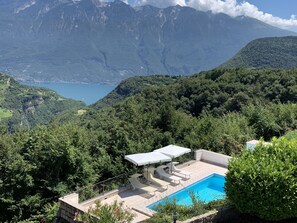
[{"left": 147, "top": 174, "right": 225, "bottom": 209}]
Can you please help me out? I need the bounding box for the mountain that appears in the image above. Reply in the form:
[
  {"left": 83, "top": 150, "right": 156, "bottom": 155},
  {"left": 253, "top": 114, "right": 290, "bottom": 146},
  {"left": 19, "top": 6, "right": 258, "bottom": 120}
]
[
  {"left": 0, "top": 0, "right": 295, "bottom": 83},
  {"left": 0, "top": 72, "right": 84, "bottom": 131},
  {"left": 222, "top": 36, "right": 297, "bottom": 69}
]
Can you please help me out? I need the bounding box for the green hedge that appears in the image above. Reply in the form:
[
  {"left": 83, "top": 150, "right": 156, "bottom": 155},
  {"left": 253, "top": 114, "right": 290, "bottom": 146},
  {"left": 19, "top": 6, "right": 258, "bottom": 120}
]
[{"left": 225, "top": 138, "right": 297, "bottom": 221}]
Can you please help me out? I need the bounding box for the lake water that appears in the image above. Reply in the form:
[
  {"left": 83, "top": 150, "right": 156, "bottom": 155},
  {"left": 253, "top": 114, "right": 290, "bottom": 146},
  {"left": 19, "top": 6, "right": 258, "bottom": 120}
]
[{"left": 22, "top": 82, "right": 116, "bottom": 105}]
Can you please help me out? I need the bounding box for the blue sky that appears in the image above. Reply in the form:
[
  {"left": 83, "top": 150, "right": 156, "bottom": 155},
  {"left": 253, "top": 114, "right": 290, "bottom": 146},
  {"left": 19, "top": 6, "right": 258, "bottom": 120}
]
[
  {"left": 121, "top": 0, "right": 297, "bottom": 32},
  {"left": 243, "top": 0, "right": 295, "bottom": 20}
]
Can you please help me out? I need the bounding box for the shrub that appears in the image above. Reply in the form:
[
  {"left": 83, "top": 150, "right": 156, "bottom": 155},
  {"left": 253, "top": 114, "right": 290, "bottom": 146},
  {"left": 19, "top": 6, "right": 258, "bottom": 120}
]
[
  {"left": 225, "top": 138, "right": 297, "bottom": 221},
  {"left": 204, "top": 198, "right": 230, "bottom": 210},
  {"left": 77, "top": 200, "right": 134, "bottom": 223},
  {"left": 146, "top": 192, "right": 207, "bottom": 222}
]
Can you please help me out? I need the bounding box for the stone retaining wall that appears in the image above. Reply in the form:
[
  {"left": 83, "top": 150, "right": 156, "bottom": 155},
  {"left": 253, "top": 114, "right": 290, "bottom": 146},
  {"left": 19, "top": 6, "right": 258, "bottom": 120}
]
[
  {"left": 178, "top": 206, "right": 235, "bottom": 223},
  {"left": 58, "top": 193, "right": 85, "bottom": 223}
]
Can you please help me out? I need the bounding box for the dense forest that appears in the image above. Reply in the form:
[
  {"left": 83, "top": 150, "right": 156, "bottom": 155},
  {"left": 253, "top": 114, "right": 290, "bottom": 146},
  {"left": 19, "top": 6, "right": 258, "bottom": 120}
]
[
  {"left": 0, "top": 73, "right": 84, "bottom": 131},
  {"left": 222, "top": 36, "right": 297, "bottom": 69},
  {"left": 2, "top": 68, "right": 297, "bottom": 222}
]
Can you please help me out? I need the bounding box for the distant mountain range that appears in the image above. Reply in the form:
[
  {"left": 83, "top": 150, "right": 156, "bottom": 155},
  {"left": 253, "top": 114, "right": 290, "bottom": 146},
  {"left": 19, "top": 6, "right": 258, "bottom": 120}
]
[
  {"left": 221, "top": 36, "right": 297, "bottom": 69},
  {"left": 0, "top": 72, "right": 83, "bottom": 131},
  {"left": 0, "top": 0, "right": 295, "bottom": 83}
]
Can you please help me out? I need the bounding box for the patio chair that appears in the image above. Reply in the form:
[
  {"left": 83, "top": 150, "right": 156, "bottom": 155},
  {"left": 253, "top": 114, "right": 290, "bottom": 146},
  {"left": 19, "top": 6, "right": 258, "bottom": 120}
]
[
  {"left": 128, "top": 175, "right": 157, "bottom": 195},
  {"left": 168, "top": 163, "right": 191, "bottom": 179},
  {"left": 143, "top": 167, "right": 170, "bottom": 189},
  {"left": 156, "top": 165, "right": 182, "bottom": 184}
]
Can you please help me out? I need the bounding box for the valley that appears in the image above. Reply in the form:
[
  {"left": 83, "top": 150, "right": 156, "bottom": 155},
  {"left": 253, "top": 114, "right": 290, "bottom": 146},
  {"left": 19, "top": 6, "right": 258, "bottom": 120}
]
[{"left": 0, "top": 1, "right": 297, "bottom": 222}]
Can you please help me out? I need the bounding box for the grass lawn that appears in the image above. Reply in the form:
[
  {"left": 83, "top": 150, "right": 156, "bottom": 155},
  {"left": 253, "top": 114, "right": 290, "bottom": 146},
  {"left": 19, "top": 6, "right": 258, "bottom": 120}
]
[
  {"left": 0, "top": 108, "right": 12, "bottom": 120},
  {"left": 77, "top": 109, "right": 86, "bottom": 115}
]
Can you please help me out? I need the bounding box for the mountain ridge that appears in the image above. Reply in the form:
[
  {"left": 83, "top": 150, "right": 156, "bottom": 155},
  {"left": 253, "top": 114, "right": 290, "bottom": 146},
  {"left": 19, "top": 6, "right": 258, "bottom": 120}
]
[
  {"left": 221, "top": 36, "right": 297, "bottom": 69},
  {"left": 0, "top": 0, "right": 295, "bottom": 83}
]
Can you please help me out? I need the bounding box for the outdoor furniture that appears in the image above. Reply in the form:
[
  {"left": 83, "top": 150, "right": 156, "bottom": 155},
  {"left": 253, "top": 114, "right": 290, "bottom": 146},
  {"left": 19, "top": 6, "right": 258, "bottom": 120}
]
[
  {"left": 154, "top": 145, "right": 191, "bottom": 158},
  {"left": 143, "top": 167, "right": 170, "bottom": 189},
  {"left": 154, "top": 144, "right": 191, "bottom": 179},
  {"left": 156, "top": 165, "right": 182, "bottom": 184},
  {"left": 125, "top": 152, "right": 172, "bottom": 166},
  {"left": 168, "top": 162, "right": 191, "bottom": 179},
  {"left": 128, "top": 174, "right": 157, "bottom": 195}
]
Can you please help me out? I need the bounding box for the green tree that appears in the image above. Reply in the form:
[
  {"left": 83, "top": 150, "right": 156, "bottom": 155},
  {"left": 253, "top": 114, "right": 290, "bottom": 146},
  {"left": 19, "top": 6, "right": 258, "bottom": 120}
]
[{"left": 225, "top": 138, "right": 297, "bottom": 221}]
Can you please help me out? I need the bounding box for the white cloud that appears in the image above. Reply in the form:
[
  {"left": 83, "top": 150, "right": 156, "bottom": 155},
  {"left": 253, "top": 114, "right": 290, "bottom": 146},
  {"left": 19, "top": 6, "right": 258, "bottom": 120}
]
[
  {"left": 134, "top": 0, "right": 186, "bottom": 8},
  {"left": 132, "top": 0, "right": 297, "bottom": 32}
]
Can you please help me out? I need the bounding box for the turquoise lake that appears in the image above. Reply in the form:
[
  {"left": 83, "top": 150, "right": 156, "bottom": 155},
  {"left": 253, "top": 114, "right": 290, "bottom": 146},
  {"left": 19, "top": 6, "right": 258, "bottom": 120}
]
[{"left": 22, "top": 82, "right": 116, "bottom": 105}]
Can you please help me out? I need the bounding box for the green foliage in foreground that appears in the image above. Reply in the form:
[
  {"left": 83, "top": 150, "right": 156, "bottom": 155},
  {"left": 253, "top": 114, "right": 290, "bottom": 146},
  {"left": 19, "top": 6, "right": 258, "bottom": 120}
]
[
  {"left": 283, "top": 129, "right": 297, "bottom": 140},
  {"left": 145, "top": 192, "right": 208, "bottom": 222},
  {"left": 225, "top": 138, "right": 297, "bottom": 221},
  {"left": 77, "top": 201, "right": 135, "bottom": 223},
  {"left": 0, "top": 124, "right": 98, "bottom": 222}
]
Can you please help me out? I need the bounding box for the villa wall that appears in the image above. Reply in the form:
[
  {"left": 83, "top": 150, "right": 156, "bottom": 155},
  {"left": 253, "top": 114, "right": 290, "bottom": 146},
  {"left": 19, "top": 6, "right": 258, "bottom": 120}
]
[
  {"left": 58, "top": 193, "right": 86, "bottom": 223},
  {"left": 194, "top": 149, "right": 231, "bottom": 168},
  {"left": 58, "top": 188, "right": 126, "bottom": 222}
]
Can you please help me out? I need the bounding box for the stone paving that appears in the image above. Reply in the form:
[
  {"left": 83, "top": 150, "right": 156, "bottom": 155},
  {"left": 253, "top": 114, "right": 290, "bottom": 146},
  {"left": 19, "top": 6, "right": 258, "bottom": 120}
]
[{"left": 82, "top": 160, "right": 228, "bottom": 223}]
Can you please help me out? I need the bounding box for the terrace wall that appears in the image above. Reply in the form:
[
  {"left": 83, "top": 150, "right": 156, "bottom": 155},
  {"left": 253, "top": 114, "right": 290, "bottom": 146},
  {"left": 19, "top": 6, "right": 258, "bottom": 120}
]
[
  {"left": 194, "top": 149, "right": 231, "bottom": 168},
  {"left": 58, "top": 188, "right": 126, "bottom": 222},
  {"left": 58, "top": 193, "right": 85, "bottom": 223}
]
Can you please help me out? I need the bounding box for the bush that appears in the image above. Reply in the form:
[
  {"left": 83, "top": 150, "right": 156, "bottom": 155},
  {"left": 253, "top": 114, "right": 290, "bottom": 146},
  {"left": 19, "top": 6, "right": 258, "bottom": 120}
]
[
  {"left": 204, "top": 198, "right": 230, "bottom": 210},
  {"left": 145, "top": 192, "right": 207, "bottom": 222},
  {"left": 225, "top": 138, "right": 297, "bottom": 221},
  {"left": 76, "top": 200, "right": 134, "bottom": 223}
]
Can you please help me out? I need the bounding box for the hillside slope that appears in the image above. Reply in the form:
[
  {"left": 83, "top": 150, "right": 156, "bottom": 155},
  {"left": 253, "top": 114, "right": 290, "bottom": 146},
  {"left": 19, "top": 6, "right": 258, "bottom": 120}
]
[
  {"left": 0, "top": 73, "right": 84, "bottom": 131},
  {"left": 0, "top": 0, "right": 295, "bottom": 83},
  {"left": 4, "top": 68, "right": 297, "bottom": 222},
  {"left": 92, "top": 75, "right": 179, "bottom": 109},
  {"left": 222, "top": 36, "right": 297, "bottom": 69}
]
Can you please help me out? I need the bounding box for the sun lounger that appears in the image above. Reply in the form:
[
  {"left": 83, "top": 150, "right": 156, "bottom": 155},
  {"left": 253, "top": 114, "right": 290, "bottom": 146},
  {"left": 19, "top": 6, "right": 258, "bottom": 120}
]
[
  {"left": 168, "top": 163, "right": 191, "bottom": 179},
  {"left": 143, "top": 167, "right": 170, "bottom": 189},
  {"left": 128, "top": 175, "right": 157, "bottom": 195},
  {"left": 156, "top": 165, "right": 182, "bottom": 184}
]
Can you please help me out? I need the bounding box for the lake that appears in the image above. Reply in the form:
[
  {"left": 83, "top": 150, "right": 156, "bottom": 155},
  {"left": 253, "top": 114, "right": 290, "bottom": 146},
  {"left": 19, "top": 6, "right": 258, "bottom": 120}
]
[{"left": 22, "top": 82, "right": 116, "bottom": 105}]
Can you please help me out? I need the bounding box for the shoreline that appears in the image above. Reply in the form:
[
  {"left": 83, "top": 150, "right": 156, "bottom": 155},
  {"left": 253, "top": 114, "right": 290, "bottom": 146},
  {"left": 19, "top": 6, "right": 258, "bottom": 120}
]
[{"left": 20, "top": 80, "right": 117, "bottom": 87}]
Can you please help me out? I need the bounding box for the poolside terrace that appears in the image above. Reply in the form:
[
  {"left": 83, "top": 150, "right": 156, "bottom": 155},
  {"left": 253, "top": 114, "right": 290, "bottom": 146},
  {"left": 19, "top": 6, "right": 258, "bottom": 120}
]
[{"left": 59, "top": 150, "right": 230, "bottom": 223}]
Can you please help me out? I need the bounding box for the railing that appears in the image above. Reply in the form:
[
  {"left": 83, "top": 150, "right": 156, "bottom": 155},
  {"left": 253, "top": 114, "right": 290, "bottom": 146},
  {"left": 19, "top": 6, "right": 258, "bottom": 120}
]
[{"left": 75, "top": 173, "right": 131, "bottom": 203}]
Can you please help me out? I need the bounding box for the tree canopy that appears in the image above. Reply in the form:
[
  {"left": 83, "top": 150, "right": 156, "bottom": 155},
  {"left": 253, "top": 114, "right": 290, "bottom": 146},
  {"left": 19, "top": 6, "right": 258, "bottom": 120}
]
[
  {"left": 2, "top": 68, "right": 297, "bottom": 221},
  {"left": 225, "top": 137, "right": 297, "bottom": 221}
]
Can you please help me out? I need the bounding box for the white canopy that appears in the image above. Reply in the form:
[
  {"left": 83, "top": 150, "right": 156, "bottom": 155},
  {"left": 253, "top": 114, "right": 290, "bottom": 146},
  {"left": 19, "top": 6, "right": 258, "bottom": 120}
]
[
  {"left": 125, "top": 151, "right": 172, "bottom": 166},
  {"left": 154, "top": 144, "right": 191, "bottom": 158}
]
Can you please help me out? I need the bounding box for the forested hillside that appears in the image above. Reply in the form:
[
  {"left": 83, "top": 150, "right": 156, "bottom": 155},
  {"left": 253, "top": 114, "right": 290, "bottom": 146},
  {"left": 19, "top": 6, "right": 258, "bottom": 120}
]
[
  {"left": 2, "top": 68, "right": 297, "bottom": 222},
  {"left": 0, "top": 73, "right": 84, "bottom": 131},
  {"left": 93, "top": 75, "right": 179, "bottom": 109},
  {"left": 222, "top": 36, "right": 297, "bottom": 69}
]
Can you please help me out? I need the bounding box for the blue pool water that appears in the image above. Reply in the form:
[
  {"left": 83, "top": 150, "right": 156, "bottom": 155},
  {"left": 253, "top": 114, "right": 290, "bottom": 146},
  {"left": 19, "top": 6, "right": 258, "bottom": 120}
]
[{"left": 147, "top": 174, "right": 225, "bottom": 209}]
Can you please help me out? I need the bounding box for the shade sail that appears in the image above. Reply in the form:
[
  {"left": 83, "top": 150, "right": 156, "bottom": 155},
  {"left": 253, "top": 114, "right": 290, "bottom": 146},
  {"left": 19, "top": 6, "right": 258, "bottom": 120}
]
[
  {"left": 154, "top": 144, "right": 191, "bottom": 158},
  {"left": 125, "top": 152, "right": 172, "bottom": 166}
]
